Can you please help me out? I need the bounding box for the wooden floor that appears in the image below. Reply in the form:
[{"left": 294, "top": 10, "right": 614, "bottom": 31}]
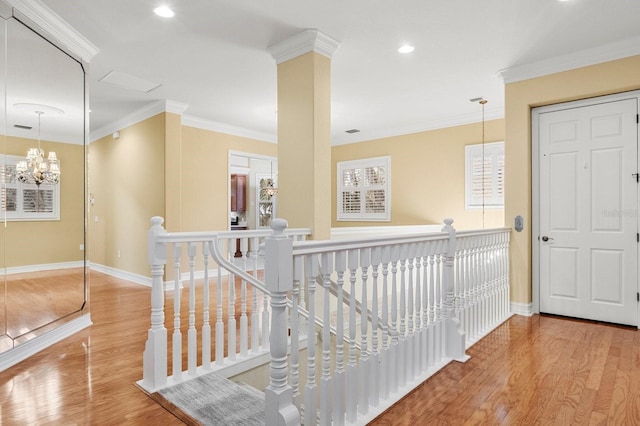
[
  {"left": 371, "top": 314, "right": 640, "bottom": 425},
  {"left": 1, "top": 272, "right": 639, "bottom": 425}
]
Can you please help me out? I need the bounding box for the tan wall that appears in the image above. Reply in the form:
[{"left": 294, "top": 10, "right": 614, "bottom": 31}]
[
  {"left": 505, "top": 54, "right": 640, "bottom": 305},
  {"left": 88, "top": 114, "right": 166, "bottom": 277},
  {"left": 331, "top": 119, "right": 505, "bottom": 230},
  {"left": 181, "top": 126, "right": 277, "bottom": 232},
  {"left": 3, "top": 136, "right": 84, "bottom": 267}
]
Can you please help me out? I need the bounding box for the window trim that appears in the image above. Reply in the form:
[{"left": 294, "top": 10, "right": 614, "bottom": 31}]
[
  {"left": 464, "top": 141, "right": 504, "bottom": 210},
  {"left": 1, "top": 154, "right": 61, "bottom": 221},
  {"left": 337, "top": 155, "right": 391, "bottom": 222}
]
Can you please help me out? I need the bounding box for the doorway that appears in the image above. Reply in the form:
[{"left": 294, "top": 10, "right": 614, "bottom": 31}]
[{"left": 533, "top": 91, "right": 639, "bottom": 326}]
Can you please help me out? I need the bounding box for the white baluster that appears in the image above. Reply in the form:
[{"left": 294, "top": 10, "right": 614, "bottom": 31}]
[
  {"left": 413, "top": 243, "right": 422, "bottom": 378},
  {"left": 215, "top": 241, "right": 225, "bottom": 366},
  {"left": 262, "top": 288, "right": 270, "bottom": 352},
  {"left": 228, "top": 239, "right": 237, "bottom": 361},
  {"left": 172, "top": 243, "right": 183, "bottom": 381},
  {"left": 406, "top": 243, "right": 415, "bottom": 380},
  {"left": 346, "top": 249, "right": 359, "bottom": 422},
  {"left": 250, "top": 237, "right": 260, "bottom": 352},
  {"left": 333, "top": 251, "right": 347, "bottom": 425},
  {"left": 398, "top": 246, "right": 407, "bottom": 386},
  {"left": 320, "top": 252, "right": 333, "bottom": 425},
  {"left": 187, "top": 242, "right": 197, "bottom": 376},
  {"left": 370, "top": 246, "right": 381, "bottom": 407},
  {"left": 240, "top": 238, "right": 248, "bottom": 357},
  {"left": 202, "top": 241, "right": 211, "bottom": 370},
  {"left": 291, "top": 256, "right": 302, "bottom": 410},
  {"left": 379, "top": 246, "right": 391, "bottom": 400},
  {"left": 389, "top": 246, "right": 400, "bottom": 394},
  {"left": 427, "top": 250, "right": 436, "bottom": 368},
  {"left": 358, "top": 248, "right": 371, "bottom": 415},
  {"left": 434, "top": 246, "right": 443, "bottom": 363},
  {"left": 420, "top": 245, "right": 429, "bottom": 372},
  {"left": 304, "top": 254, "right": 318, "bottom": 426}
]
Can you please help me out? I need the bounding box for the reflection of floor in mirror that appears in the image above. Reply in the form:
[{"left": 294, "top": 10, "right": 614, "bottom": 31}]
[{"left": 5, "top": 267, "right": 85, "bottom": 339}]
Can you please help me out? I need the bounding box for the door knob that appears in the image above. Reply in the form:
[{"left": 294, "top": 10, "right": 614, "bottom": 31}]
[{"left": 541, "top": 236, "right": 553, "bottom": 242}]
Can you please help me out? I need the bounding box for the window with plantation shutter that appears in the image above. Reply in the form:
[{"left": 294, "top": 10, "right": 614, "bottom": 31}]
[
  {"left": 337, "top": 156, "right": 391, "bottom": 221},
  {"left": 465, "top": 142, "right": 504, "bottom": 209},
  {"left": 1, "top": 154, "right": 60, "bottom": 221}
]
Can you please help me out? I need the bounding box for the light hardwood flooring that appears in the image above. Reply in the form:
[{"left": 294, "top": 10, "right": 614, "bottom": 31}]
[{"left": 1, "top": 272, "right": 639, "bottom": 425}]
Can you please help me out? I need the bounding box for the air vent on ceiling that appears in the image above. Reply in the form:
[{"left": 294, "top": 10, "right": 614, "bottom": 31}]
[
  {"left": 345, "top": 129, "right": 360, "bottom": 134},
  {"left": 99, "top": 70, "right": 161, "bottom": 93},
  {"left": 14, "top": 124, "right": 32, "bottom": 130}
]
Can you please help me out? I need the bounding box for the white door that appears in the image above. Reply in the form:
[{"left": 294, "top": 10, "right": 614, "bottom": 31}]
[{"left": 537, "top": 96, "right": 639, "bottom": 326}]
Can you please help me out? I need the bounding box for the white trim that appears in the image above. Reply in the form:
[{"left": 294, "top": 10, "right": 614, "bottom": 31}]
[
  {"left": 89, "top": 263, "right": 151, "bottom": 287},
  {"left": 165, "top": 100, "right": 188, "bottom": 115},
  {"left": 183, "top": 115, "right": 277, "bottom": 144},
  {"left": 6, "top": 0, "right": 99, "bottom": 61},
  {"left": 510, "top": 302, "right": 534, "bottom": 317},
  {"left": 3, "top": 260, "right": 83, "bottom": 275},
  {"left": 498, "top": 35, "right": 640, "bottom": 84},
  {"left": 331, "top": 224, "right": 443, "bottom": 240},
  {"left": 89, "top": 100, "right": 167, "bottom": 142},
  {"left": 268, "top": 29, "right": 340, "bottom": 64},
  {"left": 331, "top": 107, "right": 504, "bottom": 146},
  {"left": 0, "top": 314, "right": 92, "bottom": 372}
]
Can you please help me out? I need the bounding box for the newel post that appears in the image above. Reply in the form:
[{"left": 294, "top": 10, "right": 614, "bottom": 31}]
[
  {"left": 142, "top": 216, "right": 168, "bottom": 391},
  {"left": 442, "top": 218, "right": 468, "bottom": 362},
  {"left": 264, "top": 218, "right": 300, "bottom": 426}
]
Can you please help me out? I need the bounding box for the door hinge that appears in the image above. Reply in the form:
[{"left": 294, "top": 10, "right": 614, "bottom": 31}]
[
  {"left": 637, "top": 233, "right": 639, "bottom": 242},
  {"left": 634, "top": 173, "right": 640, "bottom": 183},
  {"left": 637, "top": 114, "right": 639, "bottom": 124},
  {"left": 637, "top": 292, "right": 639, "bottom": 302}
]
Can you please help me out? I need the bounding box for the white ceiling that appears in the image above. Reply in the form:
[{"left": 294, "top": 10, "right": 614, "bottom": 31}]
[{"left": 37, "top": 0, "right": 640, "bottom": 145}]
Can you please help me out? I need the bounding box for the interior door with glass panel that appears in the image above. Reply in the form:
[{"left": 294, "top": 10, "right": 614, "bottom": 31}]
[{"left": 537, "top": 95, "right": 638, "bottom": 326}]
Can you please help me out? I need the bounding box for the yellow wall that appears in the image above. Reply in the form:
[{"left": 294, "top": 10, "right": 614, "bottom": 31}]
[
  {"left": 505, "top": 54, "right": 640, "bottom": 304},
  {"left": 88, "top": 114, "right": 165, "bottom": 277},
  {"left": 331, "top": 119, "right": 505, "bottom": 230},
  {"left": 181, "top": 125, "right": 276, "bottom": 232},
  {"left": 3, "top": 136, "right": 84, "bottom": 267}
]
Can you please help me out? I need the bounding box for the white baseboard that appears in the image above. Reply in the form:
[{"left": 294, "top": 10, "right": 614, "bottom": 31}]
[
  {"left": 2, "top": 261, "right": 84, "bottom": 275},
  {"left": 511, "top": 302, "right": 534, "bottom": 316},
  {"left": 0, "top": 314, "right": 92, "bottom": 372},
  {"left": 89, "top": 263, "right": 152, "bottom": 287}
]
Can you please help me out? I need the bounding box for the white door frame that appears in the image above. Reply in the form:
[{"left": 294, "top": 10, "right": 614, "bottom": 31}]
[{"left": 531, "top": 90, "right": 640, "bottom": 319}]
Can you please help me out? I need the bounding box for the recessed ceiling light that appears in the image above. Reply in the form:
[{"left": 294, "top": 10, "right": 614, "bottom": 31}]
[
  {"left": 154, "top": 6, "right": 175, "bottom": 18},
  {"left": 398, "top": 45, "right": 415, "bottom": 54},
  {"left": 345, "top": 129, "right": 360, "bottom": 134}
]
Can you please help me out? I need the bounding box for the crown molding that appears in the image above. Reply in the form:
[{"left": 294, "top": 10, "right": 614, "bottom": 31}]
[
  {"left": 331, "top": 107, "right": 505, "bottom": 146},
  {"left": 268, "top": 29, "right": 340, "bottom": 64},
  {"left": 165, "top": 100, "right": 188, "bottom": 115},
  {"left": 89, "top": 100, "right": 167, "bottom": 142},
  {"left": 182, "top": 115, "right": 277, "bottom": 144},
  {"left": 498, "top": 35, "right": 640, "bottom": 84},
  {"left": 6, "top": 0, "right": 99, "bottom": 62}
]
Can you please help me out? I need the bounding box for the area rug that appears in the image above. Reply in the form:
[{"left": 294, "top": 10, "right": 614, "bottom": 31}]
[{"left": 156, "top": 373, "right": 265, "bottom": 425}]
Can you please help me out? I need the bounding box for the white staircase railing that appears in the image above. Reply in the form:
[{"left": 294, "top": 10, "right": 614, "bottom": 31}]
[
  {"left": 264, "top": 218, "right": 511, "bottom": 425},
  {"left": 139, "top": 217, "right": 311, "bottom": 393},
  {"left": 140, "top": 216, "right": 511, "bottom": 425}
]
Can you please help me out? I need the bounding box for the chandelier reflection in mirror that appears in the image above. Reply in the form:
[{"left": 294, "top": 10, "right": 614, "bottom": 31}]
[{"left": 16, "top": 109, "right": 61, "bottom": 186}]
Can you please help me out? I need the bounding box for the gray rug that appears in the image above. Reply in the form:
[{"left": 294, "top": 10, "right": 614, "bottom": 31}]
[{"left": 158, "top": 373, "right": 265, "bottom": 425}]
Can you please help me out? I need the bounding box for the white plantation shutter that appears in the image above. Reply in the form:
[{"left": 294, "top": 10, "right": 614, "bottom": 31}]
[
  {"left": 338, "top": 156, "right": 391, "bottom": 221},
  {"left": 465, "top": 142, "right": 504, "bottom": 209},
  {"left": 1, "top": 154, "right": 60, "bottom": 220}
]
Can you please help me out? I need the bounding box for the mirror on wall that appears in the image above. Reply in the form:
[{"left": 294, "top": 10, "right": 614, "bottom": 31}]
[{"left": 0, "top": 9, "right": 86, "bottom": 352}]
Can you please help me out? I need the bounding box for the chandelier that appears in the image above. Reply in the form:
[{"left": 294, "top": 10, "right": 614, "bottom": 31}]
[
  {"left": 261, "top": 161, "right": 278, "bottom": 196},
  {"left": 16, "top": 110, "right": 60, "bottom": 186}
]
